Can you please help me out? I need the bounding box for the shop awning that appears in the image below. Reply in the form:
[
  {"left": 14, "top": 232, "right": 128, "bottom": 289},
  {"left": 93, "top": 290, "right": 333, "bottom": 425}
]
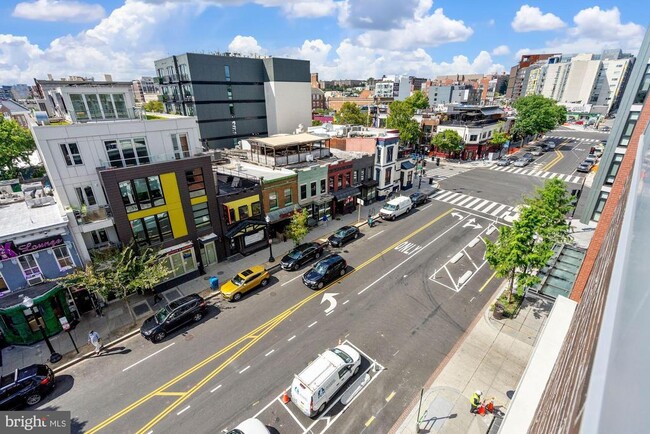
[
  {"left": 362, "top": 179, "right": 379, "bottom": 188},
  {"left": 198, "top": 232, "right": 219, "bottom": 244},
  {"left": 314, "top": 193, "right": 334, "bottom": 204},
  {"left": 400, "top": 161, "right": 416, "bottom": 170},
  {"left": 266, "top": 205, "right": 302, "bottom": 224},
  {"left": 0, "top": 281, "right": 60, "bottom": 310},
  {"left": 157, "top": 241, "right": 193, "bottom": 256},
  {"left": 332, "top": 186, "right": 361, "bottom": 201},
  {"left": 224, "top": 219, "right": 267, "bottom": 238}
]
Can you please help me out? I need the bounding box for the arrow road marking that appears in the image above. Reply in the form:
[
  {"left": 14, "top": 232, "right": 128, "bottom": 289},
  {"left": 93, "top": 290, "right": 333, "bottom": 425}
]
[
  {"left": 451, "top": 212, "right": 464, "bottom": 220},
  {"left": 321, "top": 292, "right": 338, "bottom": 313},
  {"left": 463, "top": 218, "right": 483, "bottom": 230}
]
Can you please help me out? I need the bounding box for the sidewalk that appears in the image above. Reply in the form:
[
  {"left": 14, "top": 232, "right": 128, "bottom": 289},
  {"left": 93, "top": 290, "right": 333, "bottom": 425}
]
[
  {"left": 392, "top": 294, "right": 552, "bottom": 434},
  {"left": 1, "top": 184, "right": 442, "bottom": 374}
]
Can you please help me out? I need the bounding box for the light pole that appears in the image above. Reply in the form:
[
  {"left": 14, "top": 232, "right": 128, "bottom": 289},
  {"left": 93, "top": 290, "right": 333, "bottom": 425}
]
[
  {"left": 265, "top": 215, "right": 275, "bottom": 262},
  {"left": 22, "top": 295, "right": 62, "bottom": 364}
]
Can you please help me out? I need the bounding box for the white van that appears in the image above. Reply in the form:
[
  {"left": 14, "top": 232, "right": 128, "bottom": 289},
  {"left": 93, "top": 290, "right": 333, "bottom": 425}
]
[
  {"left": 379, "top": 196, "right": 413, "bottom": 220},
  {"left": 291, "top": 344, "right": 361, "bottom": 417}
]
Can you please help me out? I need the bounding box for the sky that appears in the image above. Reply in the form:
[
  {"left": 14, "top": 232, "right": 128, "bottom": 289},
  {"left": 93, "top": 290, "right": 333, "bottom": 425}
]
[{"left": 0, "top": 0, "right": 648, "bottom": 85}]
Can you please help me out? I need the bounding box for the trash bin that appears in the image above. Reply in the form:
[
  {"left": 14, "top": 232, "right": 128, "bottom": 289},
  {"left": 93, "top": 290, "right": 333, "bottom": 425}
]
[
  {"left": 209, "top": 276, "right": 220, "bottom": 291},
  {"left": 429, "top": 178, "right": 434, "bottom": 185}
]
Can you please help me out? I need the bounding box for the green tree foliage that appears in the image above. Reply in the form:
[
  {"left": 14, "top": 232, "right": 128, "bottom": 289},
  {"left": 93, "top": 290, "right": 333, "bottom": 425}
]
[
  {"left": 57, "top": 244, "right": 170, "bottom": 323},
  {"left": 404, "top": 91, "right": 430, "bottom": 110},
  {"left": 334, "top": 102, "right": 366, "bottom": 125},
  {"left": 143, "top": 100, "right": 164, "bottom": 113},
  {"left": 485, "top": 179, "right": 573, "bottom": 303},
  {"left": 286, "top": 208, "right": 310, "bottom": 246},
  {"left": 312, "top": 120, "right": 323, "bottom": 126},
  {"left": 431, "top": 129, "right": 464, "bottom": 155},
  {"left": 490, "top": 130, "right": 509, "bottom": 147},
  {"left": 512, "top": 95, "right": 567, "bottom": 139},
  {"left": 387, "top": 100, "right": 420, "bottom": 144},
  {"left": 0, "top": 118, "right": 35, "bottom": 180}
]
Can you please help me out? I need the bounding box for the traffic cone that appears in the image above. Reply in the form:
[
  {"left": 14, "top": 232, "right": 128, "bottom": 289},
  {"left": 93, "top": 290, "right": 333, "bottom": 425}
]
[
  {"left": 282, "top": 388, "right": 290, "bottom": 404},
  {"left": 486, "top": 400, "right": 494, "bottom": 413},
  {"left": 477, "top": 404, "right": 486, "bottom": 416}
]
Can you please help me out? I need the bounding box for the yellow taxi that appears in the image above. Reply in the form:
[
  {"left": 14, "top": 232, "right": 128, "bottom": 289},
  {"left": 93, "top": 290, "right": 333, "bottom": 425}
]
[{"left": 220, "top": 265, "right": 271, "bottom": 302}]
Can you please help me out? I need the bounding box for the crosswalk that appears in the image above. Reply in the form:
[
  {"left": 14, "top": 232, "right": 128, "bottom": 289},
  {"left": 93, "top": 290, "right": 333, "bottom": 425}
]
[
  {"left": 544, "top": 135, "right": 604, "bottom": 143},
  {"left": 489, "top": 166, "right": 583, "bottom": 184},
  {"left": 430, "top": 190, "right": 519, "bottom": 222}
]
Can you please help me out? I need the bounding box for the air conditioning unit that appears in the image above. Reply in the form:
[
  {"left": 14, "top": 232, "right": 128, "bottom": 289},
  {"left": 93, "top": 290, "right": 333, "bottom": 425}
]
[{"left": 27, "top": 274, "right": 44, "bottom": 286}]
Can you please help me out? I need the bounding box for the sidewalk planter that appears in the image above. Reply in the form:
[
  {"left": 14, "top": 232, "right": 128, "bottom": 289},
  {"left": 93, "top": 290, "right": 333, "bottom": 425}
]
[{"left": 497, "top": 292, "right": 524, "bottom": 319}]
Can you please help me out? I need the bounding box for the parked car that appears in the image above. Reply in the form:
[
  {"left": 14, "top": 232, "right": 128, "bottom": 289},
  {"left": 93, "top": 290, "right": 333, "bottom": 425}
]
[
  {"left": 584, "top": 155, "right": 598, "bottom": 165},
  {"left": 506, "top": 155, "right": 520, "bottom": 162},
  {"left": 409, "top": 192, "right": 429, "bottom": 206},
  {"left": 141, "top": 294, "right": 207, "bottom": 343},
  {"left": 530, "top": 147, "right": 544, "bottom": 156},
  {"left": 226, "top": 418, "right": 270, "bottom": 434},
  {"left": 539, "top": 143, "right": 551, "bottom": 152},
  {"left": 220, "top": 265, "right": 271, "bottom": 301},
  {"left": 302, "top": 254, "right": 347, "bottom": 289},
  {"left": 513, "top": 158, "right": 530, "bottom": 167},
  {"left": 522, "top": 152, "right": 534, "bottom": 161},
  {"left": 600, "top": 126, "right": 611, "bottom": 132},
  {"left": 496, "top": 158, "right": 510, "bottom": 166},
  {"left": 328, "top": 226, "right": 360, "bottom": 247},
  {"left": 545, "top": 141, "right": 557, "bottom": 150},
  {"left": 291, "top": 344, "right": 361, "bottom": 417},
  {"left": 281, "top": 242, "right": 324, "bottom": 271},
  {"left": 379, "top": 196, "right": 413, "bottom": 220},
  {"left": 0, "top": 364, "right": 55, "bottom": 410},
  {"left": 576, "top": 161, "right": 594, "bottom": 173}
]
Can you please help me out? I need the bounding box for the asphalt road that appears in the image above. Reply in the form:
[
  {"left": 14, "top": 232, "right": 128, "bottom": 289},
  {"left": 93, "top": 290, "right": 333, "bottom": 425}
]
[{"left": 37, "top": 160, "right": 562, "bottom": 434}]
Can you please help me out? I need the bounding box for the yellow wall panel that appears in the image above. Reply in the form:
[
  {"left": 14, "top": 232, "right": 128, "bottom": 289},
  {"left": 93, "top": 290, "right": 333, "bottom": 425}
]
[
  {"left": 160, "top": 173, "right": 187, "bottom": 238},
  {"left": 190, "top": 195, "right": 208, "bottom": 206},
  {"left": 224, "top": 195, "right": 260, "bottom": 221}
]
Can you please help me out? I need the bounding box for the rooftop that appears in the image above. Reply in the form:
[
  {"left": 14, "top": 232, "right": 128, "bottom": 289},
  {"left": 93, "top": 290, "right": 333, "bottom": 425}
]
[
  {"left": 217, "top": 160, "right": 295, "bottom": 181},
  {"left": 0, "top": 99, "right": 30, "bottom": 113},
  {"left": 246, "top": 133, "right": 327, "bottom": 148},
  {"left": 0, "top": 201, "right": 66, "bottom": 240}
]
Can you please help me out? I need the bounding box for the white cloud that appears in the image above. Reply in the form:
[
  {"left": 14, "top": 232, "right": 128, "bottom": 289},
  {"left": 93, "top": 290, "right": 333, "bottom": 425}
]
[
  {"left": 511, "top": 5, "right": 565, "bottom": 32},
  {"left": 492, "top": 45, "right": 510, "bottom": 56},
  {"left": 13, "top": 0, "right": 105, "bottom": 23},
  {"left": 139, "top": 0, "right": 342, "bottom": 19},
  {"left": 228, "top": 36, "right": 265, "bottom": 56},
  {"left": 338, "top": 0, "right": 421, "bottom": 29}
]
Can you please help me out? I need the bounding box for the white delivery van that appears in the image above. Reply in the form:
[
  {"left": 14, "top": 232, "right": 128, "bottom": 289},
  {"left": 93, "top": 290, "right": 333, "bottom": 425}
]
[
  {"left": 379, "top": 196, "right": 413, "bottom": 220},
  {"left": 291, "top": 344, "right": 361, "bottom": 417}
]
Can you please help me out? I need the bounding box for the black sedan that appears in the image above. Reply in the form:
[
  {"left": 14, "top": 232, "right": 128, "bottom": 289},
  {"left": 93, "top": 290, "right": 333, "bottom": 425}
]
[
  {"left": 328, "top": 226, "right": 360, "bottom": 247},
  {"left": 409, "top": 192, "right": 429, "bottom": 206},
  {"left": 280, "top": 242, "right": 324, "bottom": 271},
  {"left": 140, "top": 294, "right": 207, "bottom": 343},
  {"left": 0, "top": 364, "right": 55, "bottom": 410}
]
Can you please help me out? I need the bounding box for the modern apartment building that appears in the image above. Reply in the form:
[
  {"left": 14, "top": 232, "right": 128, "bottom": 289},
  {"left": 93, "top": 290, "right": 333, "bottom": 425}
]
[
  {"left": 506, "top": 53, "right": 560, "bottom": 100},
  {"left": 153, "top": 53, "right": 311, "bottom": 149},
  {"left": 374, "top": 75, "right": 410, "bottom": 100}
]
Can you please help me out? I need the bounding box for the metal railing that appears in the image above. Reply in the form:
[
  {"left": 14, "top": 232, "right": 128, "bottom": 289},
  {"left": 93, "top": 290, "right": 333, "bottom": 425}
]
[{"left": 97, "top": 147, "right": 206, "bottom": 169}]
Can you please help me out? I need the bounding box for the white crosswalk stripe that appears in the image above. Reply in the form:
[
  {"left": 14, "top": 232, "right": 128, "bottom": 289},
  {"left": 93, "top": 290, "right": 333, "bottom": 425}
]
[
  {"left": 431, "top": 190, "right": 519, "bottom": 222},
  {"left": 544, "top": 135, "right": 603, "bottom": 143},
  {"left": 489, "top": 165, "right": 583, "bottom": 184}
]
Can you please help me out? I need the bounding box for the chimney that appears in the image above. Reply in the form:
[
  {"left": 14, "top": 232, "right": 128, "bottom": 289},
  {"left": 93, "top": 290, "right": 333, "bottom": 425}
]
[
  {"left": 47, "top": 74, "right": 53, "bottom": 81},
  {"left": 104, "top": 74, "right": 113, "bottom": 82}
]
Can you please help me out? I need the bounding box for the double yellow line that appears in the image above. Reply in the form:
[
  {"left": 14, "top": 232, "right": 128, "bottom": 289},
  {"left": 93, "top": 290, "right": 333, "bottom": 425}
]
[
  {"left": 541, "top": 140, "right": 568, "bottom": 171},
  {"left": 90, "top": 209, "right": 454, "bottom": 433}
]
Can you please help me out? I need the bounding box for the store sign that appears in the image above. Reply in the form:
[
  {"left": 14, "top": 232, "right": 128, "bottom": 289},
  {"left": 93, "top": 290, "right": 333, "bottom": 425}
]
[
  {"left": 0, "top": 235, "right": 65, "bottom": 260},
  {"left": 244, "top": 230, "right": 264, "bottom": 247}
]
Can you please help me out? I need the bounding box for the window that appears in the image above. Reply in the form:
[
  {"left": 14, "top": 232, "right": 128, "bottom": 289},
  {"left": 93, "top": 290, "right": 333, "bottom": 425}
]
[
  {"left": 345, "top": 172, "right": 351, "bottom": 187},
  {"left": 384, "top": 167, "right": 392, "bottom": 185},
  {"left": 321, "top": 179, "right": 326, "bottom": 194},
  {"left": 113, "top": 94, "right": 128, "bottom": 118},
  {"left": 75, "top": 186, "right": 96, "bottom": 206},
  {"left": 99, "top": 94, "right": 116, "bottom": 119},
  {"left": 284, "top": 188, "right": 292, "bottom": 205},
  {"left": 619, "top": 112, "right": 640, "bottom": 147},
  {"left": 86, "top": 94, "right": 102, "bottom": 119},
  {"left": 376, "top": 147, "right": 382, "bottom": 163},
  {"left": 238, "top": 205, "right": 249, "bottom": 220},
  {"left": 227, "top": 85, "right": 233, "bottom": 100},
  {"left": 337, "top": 174, "right": 342, "bottom": 189},
  {"left": 386, "top": 146, "right": 394, "bottom": 163},
  {"left": 130, "top": 212, "right": 172, "bottom": 245},
  {"left": 360, "top": 168, "right": 365, "bottom": 181},
  {"left": 52, "top": 246, "right": 74, "bottom": 270},
  {"left": 192, "top": 202, "right": 211, "bottom": 228},
  {"left": 69, "top": 94, "right": 88, "bottom": 121},
  {"left": 60, "top": 142, "right": 83, "bottom": 166},
  {"left": 592, "top": 191, "right": 609, "bottom": 222},
  {"left": 224, "top": 65, "right": 231, "bottom": 81},
  {"left": 376, "top": 168, "right": 381, "bottom": 182},
  {"left": 105, "top": 138, "right": 149, "bottom": 167},
  {"left": 329, "top": 177, "right": 334, "bottom": 191},
  {"left": 269, "top": 192, "right": 278, "bottom": 209},
  {"left": 353, "top": 171, "right": 358, "bottom": 184},
  {"left": 634, "top": 64, "right": 650, "bottom": 104},
  {"left": 251, "top": 201, "right": 261, "bottom": 216},
  {"left": 300, "top": 184, "right": 307, "bottom": 200},
  {"left": 91, "top": 229, "right": 108, "bottom": 245},
  {"left": 311, "top": 181, "right": 317, "bottom": 196},
  {"left": 222, "top": 205, "right": 236, "bottom": 224},
  {"left": 171, "top": 133, "right": 190, "bottom": 159},
  {"left": 229, "top": 103, "right": 235, "bottom": 116},
  {"left": 605, "top": 154, "right": 624, "bottom": 185},
  {"left": 469, "top": 135, "right": 478, "bottom": 142},
  {"left": 119, "top": 176, "right": 165, "bottom": 212},
  {"left": 18, "top": 254, "right": 40, "bottom": 278},
  {"left": 186, "top": 168, "right": 206, "bottom": 198}
]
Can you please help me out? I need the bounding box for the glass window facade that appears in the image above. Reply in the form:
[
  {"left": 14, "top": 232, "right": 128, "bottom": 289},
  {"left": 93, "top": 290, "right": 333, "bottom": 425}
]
[
  {"left": 99, "top": 94, "right": 115, "bottom": 119},
  {"left": 60, "top": 142, "right": 83, "bottom": 166},
  {"left": 69, "top": 94, "right": 88, "bottom": 121},
  {"left": 52, "top": 246, "right": 74, "bottom": 269},
  {"left": 192, "top": 202, "right": 211, "bottom": 228},
  {"left": 105, "top": 138, "right": 150, "bottom": 167},
  {"left": 186, "top": 168, "right": 206, "bottom": 198},
  {"left": 119, "top": 176, "right": 165, "bottom": 212},
  {"left": 130, "top": 212, "right": 173, "bottom": 245}
]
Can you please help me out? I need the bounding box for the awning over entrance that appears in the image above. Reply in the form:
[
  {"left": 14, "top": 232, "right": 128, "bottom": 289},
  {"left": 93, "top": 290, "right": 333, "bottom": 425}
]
[
  {"left": 362, "top": 179, "right": 379, "bottom": 188},
  {"left": 198, "top": 232, "right": 219, "bottom": 244},
  {"left": 225, "top": 219, "right": 267, "bottom": 238},
  {"left": 332, "top": 186, "right": 361, "bottom": 202},
  {"left": 0, "top": 281, "right": 59, "bottom": 310},
  {"left": 400, "top": 161, "right": 416, "bottom": 170},
  {"left": 158, "top": 241, "right": 193, "bottom": 256},
  {"left": 265, "top": 205, "right": 301, "bottom": 224}
]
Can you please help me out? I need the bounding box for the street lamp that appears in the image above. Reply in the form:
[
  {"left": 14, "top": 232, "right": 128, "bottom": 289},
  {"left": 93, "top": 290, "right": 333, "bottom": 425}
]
[
  {"left": 264, "top": 215, "right": 275, "bottom": 262},
  {"left": 22, "top": 295, "right": 62, "bottom": 364}
]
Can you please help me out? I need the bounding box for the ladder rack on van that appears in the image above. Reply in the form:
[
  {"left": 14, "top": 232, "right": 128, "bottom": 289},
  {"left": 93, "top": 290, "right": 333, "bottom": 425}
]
[{"left": 294, "top": 351, "right": 341, "bottom": 392}]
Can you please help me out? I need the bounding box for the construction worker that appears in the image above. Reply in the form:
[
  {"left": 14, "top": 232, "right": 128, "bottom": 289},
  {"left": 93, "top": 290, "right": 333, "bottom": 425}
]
[{"left": 470, "top": 390, "right": 483, "bottom": 413}]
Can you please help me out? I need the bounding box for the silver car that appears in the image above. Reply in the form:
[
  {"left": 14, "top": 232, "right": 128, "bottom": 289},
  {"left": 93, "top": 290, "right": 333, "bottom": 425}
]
[{"left": 513, "top": 158, "right": 529, "bottom": 167}]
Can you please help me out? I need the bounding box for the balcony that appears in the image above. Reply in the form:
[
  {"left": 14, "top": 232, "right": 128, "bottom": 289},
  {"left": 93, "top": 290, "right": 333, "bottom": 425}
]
[{"left": 73, "top": 205, "right": 115, "bottom": 232}]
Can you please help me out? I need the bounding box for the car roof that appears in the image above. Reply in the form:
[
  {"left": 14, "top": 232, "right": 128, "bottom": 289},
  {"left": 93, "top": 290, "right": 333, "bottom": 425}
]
[
  {"left": 321, "top": 254, "right": 344, "bottom": 264},
  {"left": 240, "top": 265, "right": 266, "bottom": 276},
  {"left": 339, "top": 226, "right": 353, "bottom": 230},
  {"left": 293, "top": 242, "right": 317, "bottom": 252},
  {"left": 167, "top": 294, "right": 201, "bottom": 310}
]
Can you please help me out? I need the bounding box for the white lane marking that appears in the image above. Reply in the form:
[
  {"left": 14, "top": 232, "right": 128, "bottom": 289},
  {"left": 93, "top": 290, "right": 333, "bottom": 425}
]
[
  {"left": 288, "top": 335, "right": 296, "bottom": 342},
  {"left": 343, "top": 300, "right": 350, "bottom": 305},
  {"left": 308, "top": 321, "right": 318, "bottom": 328},
  {"left": 393, "top": 350, "right": 400, "bottom": 356},
  {"left": 210, "top": 384, "right": 222, "bottom": 393},
  {"left": 239, "top": 366, "right": 251, "bottom": 374},
  {"left": 326, "top": 311, "right": 334, "bottom": 316},
  {"left": 470, "top": 297, "right": 476, "bottom": 303},
  {"left": 481, "top": 202, "right": 498, "bottom": 213},
  {"left": 122, "top": 343, "right": 175, "bottom": 372},
  {"left": 281, "top": 274, "right": 303, "bottom": 287},
  {"left": 177, "top": 405, "right": 190, "bottom": 415},
  {"left": 448, "top": 194, "right": 468, "bottom": 204},
  {"left": 368, "top": 230, "right": 384, "bottom": 239},
  {"left": 265, "top": 349, "right": 275, "bottom": 357},
  {"left": 491, "top": 204, "right": 507, "bottom": 216}
]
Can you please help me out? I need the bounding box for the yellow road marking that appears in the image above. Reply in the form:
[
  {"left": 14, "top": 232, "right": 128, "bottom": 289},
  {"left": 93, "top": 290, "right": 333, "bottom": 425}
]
[
  {"left": 365, "top": 416, "right": 376, "bottom": 426},
  {"left": 89, "top": 209, "right": 454, "bottom": 433},
  {"left": 541, "top": 140, "right": 569, "bottom": 171},
  {"left": 385, "top": 391, "right": 396, "bottom": 402},
  {"left": 478, "top": 271, "right": 498, "bottom": 292},
  {"left": 154, "top": 392, "right": 186, "bottom": 397}
]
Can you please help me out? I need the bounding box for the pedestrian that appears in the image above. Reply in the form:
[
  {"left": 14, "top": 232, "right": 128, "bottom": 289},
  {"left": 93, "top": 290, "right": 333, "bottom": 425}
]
[
  {"left": 470, "top": 390, "right": 483, "bottom": 413},
  {"left": 367, "top": 214, "right": 373, "bottom": 228},
  {"left": 88, "top": 330, "right": 102, "bottom": 355},
  {"left": 91, "top": 292, "right": 103, "bottom": 317},
  {"left": 152, "top": 291, "right": 163, "bottom": 305}
]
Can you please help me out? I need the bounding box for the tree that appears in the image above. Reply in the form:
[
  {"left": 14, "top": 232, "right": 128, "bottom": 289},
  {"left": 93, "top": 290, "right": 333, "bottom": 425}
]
[
  {"left": 431, "top": 129, "right": 464, "bottom": 156},
  {"left": 143, "top": 100, "right": 164, "bottom": 113},
  {"left": 405, "top": 91, "right": 430, "bottom": 110},
  {"left": 334, "top": 102, "right": 366, "bottom": 125},
  {"left": 490, "top": 130, "right": 509, "bottom": 147},
  {"left": 387, "top": 100, "right": 420, "bottom": 144},
  {"left": 312, "top": 120, "right": 323, "bottom": 126},
  {"left": 511, "top": 95, "right": 567, "bottom": 139},
  {"left": 0, "top": 118, "right": 35, "bottom": 180},
  {"left": 285, "top": 208, "right": 309, "bottom": 246},
  {"left": 56, "top": 244, "right": 170, "bottom": 323}
]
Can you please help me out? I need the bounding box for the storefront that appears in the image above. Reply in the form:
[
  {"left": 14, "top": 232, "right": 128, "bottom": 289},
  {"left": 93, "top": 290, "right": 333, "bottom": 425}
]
[
  {"left": 332, "top": 187, "right": 360, "bottom": 216},
  {"left": 359, "top": 180, "right": 378, "bottom": 205},
  {"left": 198, "top": 233, "right": 219, "bottom": 267},
  {"left": 308, "top": 194, "right": 333, "bottom": 225},
  {"left": 224, "top": 220, "right": 267, "bottom": 256},
  {"left": 265, "top": 204, "right": 302, "bottom": 235},
  {"left": 155, "top": 241, "right": 199, "bottom": 291}
]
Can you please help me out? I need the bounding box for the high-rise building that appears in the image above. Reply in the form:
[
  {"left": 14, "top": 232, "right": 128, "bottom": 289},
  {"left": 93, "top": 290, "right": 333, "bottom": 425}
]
[
  {"left": 506, "top": 53, "right": 560, "bottom": 100},
  {"left": 374, "top": 75, "right": 410, "bottom": 100},
  {"left": 153, "top": 53, "right": 311, "bottom": 149}
]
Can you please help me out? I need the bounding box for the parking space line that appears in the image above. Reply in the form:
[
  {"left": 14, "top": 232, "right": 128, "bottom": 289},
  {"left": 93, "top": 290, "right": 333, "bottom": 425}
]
[
  {"left": 278, "top": 398, "right": 308, "bottom": 432},
  {"left": 386, "top": 391, "right": 396, "bottom": 402},
  {"left": 239, "top": 366, "right": 250, "bottom": 374},
  {"left": 264, "top": 349, "right": 274, "bottom": 357},
  {"left": 365, "top": 416, "right": 375, "bottom": 426},
  {"left": 210, "top": 384, "right": 222, "bottom": 393},
  {"left": 368, "top": 230, "right": 384, "bottom": 239},
  {"left": 445, "top": 266, "right": 459, "bottom": 291},
  {"left": 122, "top": 343, "right": 175, "bottom": 372},
  {"left": 281, "top": 274, "right": 302, "bottom": 287},
  {"left": 287, "top": 335, "right": 296, "bottom": 342},
  {"left": 176, "top": 405, "right": 190, "bottom": 415},
  {"left": 343, "top": 300, "right": 349, "bottom": 305},
  {"left": 326, "top": 310, "right": 334, "bottom": 316},
  {"left": 420, "top": 203, "right": 433, "bottom": 211},
  {"left": 308, "top": 321, "right": 318, "bottom": 328},
  {"left": 463, "top": 248, "right": 479, "bottom": 270}
]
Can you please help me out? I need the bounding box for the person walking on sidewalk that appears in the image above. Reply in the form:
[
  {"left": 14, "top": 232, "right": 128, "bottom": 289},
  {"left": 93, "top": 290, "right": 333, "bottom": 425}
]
[
  {"left": 88, "top": 330, "right": 102, "bottom": 355},
  {"left": 470, "top": 390, "right": 483, "bottom": 413}
]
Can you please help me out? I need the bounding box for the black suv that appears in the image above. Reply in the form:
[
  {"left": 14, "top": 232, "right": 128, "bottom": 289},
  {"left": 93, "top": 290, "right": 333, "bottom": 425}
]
[
  {"left": 0, "top": 364, "right": 55, "bottom": 410},
  {"left": 328, "top": 226, "right": 360, "bottom": 247},
  {"left": 141, "top": 294, "right": 207, "bottom": 343},
  {"left": 281, "top": 242, "right": 324, "bottom": 271},
  {"left": 409, "top": 192, "right": 429, "bottom": 207},
  {"left": 302, "top": 254, "right": 347, "bottom": 289}
]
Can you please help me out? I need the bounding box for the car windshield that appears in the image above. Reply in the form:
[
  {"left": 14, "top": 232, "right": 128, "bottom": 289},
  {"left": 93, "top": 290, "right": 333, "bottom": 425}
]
[
  {"left": 383, "top": 204, "right": 397, "bottom": 211},
  {"left": 331, "top": 348, "right": 353, "bottom": 363},
  {"left": 231, "top": 275, "right": 245, "bottom": 286},
  {"left": 287, "top": 250, "right": 302, "bottom": 259},
  {"left": 334, "top": 230, "right": 346, "bottom": 237},
  {"left": 313, "top": 262, "right": 329, "bottom": 275},
  {"left": 155, "top": 307, "right": 169, "bottom": 323}
]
